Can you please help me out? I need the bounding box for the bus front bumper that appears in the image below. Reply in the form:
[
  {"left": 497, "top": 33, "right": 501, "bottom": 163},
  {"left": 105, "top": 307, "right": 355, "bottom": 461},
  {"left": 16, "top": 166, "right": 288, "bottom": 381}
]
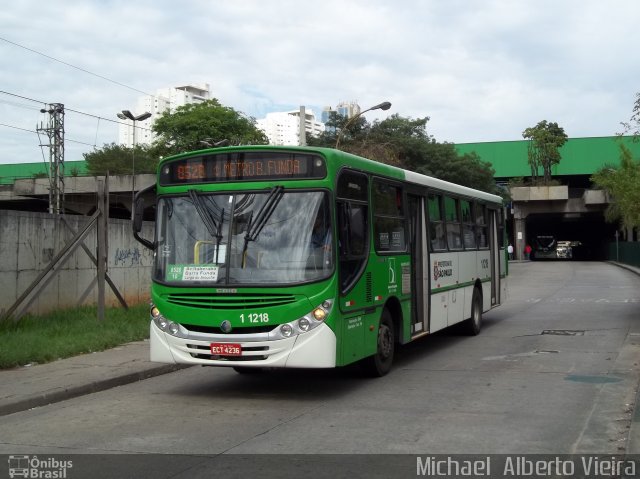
[{"left": 150, "top": 321, "right": 337, "bottom": 368}]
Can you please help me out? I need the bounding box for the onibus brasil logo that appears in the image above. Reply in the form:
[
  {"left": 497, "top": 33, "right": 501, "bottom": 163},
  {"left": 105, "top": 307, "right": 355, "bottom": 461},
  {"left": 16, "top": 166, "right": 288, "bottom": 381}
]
[{"left": 8, "top": 455, "right": 72, "bottom": 478}]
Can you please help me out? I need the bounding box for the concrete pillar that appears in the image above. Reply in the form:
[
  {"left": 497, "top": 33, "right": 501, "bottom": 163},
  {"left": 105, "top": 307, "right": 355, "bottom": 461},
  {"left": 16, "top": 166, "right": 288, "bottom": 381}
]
[
  {"left": 515, "top": 218, "right": 527, "bottom": 260},
  {"left": 513, "top": 202, "right": 527, "bottom": 260}
]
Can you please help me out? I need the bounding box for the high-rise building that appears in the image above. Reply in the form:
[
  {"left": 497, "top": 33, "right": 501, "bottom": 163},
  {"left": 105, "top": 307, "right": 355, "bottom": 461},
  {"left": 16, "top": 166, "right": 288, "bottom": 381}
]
[
  {"left": 337, "top": 101, "right": 361, "bottom": 119},
  {"left": 322, "top": 101, "right": 361, "bottom": 131},
  {"left": 256, "top": 109, "right": 325, "bottom": 146},
  {"left": 321, "top": 106, "right": 334, "bottom": 124},
  {"left": 118, "top": 83, "right": 211, "bottom": 147}
]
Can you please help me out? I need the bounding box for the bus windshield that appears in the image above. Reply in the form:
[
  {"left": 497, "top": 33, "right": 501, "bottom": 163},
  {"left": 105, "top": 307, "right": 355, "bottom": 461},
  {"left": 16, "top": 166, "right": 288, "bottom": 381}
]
[{"left": 154, "top": 189, "right": 333, "bottom": 285}]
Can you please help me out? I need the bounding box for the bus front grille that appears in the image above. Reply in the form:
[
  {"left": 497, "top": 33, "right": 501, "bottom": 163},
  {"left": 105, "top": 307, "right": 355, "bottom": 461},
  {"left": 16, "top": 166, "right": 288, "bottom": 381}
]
[
  {"left": 165, "top": 293, "right": 297, "bottom": 310},
  {"left": 185, "top": 324, "right": 273, "bottom": 335}
]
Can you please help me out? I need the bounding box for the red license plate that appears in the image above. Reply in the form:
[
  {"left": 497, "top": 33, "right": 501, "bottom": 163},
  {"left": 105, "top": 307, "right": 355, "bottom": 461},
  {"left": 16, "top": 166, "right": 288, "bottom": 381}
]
[{"left": 210, "top": 343, "right": 242, "bottom": 356}]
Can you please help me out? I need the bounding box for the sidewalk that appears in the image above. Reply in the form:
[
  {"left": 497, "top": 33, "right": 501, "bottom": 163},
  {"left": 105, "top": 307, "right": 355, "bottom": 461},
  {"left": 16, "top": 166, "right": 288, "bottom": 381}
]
[
  {"left": 0, "top": 339, "right": 189, "bottom": 416},
  {"left": 610, "top": 261, "right": 640, "bottom": 455}
]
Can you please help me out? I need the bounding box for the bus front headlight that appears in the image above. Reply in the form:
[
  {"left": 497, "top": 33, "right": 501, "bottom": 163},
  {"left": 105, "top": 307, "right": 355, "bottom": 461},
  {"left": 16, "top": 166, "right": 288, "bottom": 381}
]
[
  {"left": 271, "top": 299, "right": 334, "bottom": 340},
  {"left": 312, "top": 307, "right": 326, "bottom": 321},
  {"left": 150, "top": 304, "right": 184, "bottom": 337},
  {"left": 280, "top": 324, "right": 294, "bottom": 337},
  {"left": 298, "top": 317, "right": 311, "bottom": 331},
  {"left": 151, "top": 304, "right": 168, "bottom": 331}
]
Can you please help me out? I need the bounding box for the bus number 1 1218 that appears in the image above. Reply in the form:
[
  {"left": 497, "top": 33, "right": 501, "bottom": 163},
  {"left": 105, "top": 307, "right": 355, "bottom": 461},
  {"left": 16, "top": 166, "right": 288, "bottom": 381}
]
[{"left": 240, "top": 313, "right": 270, "bottom": 324}]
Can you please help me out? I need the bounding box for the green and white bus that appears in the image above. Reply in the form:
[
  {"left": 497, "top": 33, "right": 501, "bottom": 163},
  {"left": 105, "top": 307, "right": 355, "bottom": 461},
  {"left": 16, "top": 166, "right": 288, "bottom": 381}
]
[{"left": 133, "top": 145, "right": 507, "bottom": 376}]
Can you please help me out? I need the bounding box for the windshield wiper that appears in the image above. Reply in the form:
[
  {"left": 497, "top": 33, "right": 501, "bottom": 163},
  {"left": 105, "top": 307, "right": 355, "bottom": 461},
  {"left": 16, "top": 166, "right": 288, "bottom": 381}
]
[
  {"left": 241, "top": 186, "right": 284, "bottom": 268},
  {"left": 188, "top": 190, "right": 225, "bottom": 263}
]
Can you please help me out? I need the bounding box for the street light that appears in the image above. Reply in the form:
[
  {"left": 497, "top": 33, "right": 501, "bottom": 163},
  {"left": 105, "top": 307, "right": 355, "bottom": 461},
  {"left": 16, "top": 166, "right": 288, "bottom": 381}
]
[
  {"left": 117, "top": 110, "right": 151, "bottom": 214},
  {"left": 200, "top": 138, "right": 230, "bottom": 148},
  {"left": 335, "top": 101, "right": 391, "bottom": 149}
]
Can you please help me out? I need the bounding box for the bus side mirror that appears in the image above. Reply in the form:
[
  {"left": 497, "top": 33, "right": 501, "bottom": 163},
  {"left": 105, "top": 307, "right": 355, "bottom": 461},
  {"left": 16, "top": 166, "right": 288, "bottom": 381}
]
[
  {"left": 132, "top": 184, "right": 156, "bottom": 250},
  {"left": 133, "top": 199, "right": 145, "bottom": 233}
]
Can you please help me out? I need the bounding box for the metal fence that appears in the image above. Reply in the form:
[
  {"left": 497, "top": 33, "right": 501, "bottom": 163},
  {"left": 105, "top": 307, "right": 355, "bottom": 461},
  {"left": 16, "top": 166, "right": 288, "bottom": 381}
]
[{"left": 609, "top": 241, "right": 640, "bottom": 267}]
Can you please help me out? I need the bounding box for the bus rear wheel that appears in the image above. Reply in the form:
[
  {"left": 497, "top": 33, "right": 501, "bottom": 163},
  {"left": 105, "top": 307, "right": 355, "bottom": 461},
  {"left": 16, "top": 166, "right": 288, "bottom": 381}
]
[
  {"left": 462, "top": 287, "right": 482, "bottom": 336},
  {"left": 361, "top": 310, "right": 395, "bottom": 377}
]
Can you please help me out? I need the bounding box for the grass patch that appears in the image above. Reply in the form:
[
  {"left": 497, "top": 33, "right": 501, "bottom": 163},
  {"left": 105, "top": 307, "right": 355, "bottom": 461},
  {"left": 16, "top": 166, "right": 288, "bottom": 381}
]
[{"left": 0, "top": 304, "right": 149, "bottom": 369}]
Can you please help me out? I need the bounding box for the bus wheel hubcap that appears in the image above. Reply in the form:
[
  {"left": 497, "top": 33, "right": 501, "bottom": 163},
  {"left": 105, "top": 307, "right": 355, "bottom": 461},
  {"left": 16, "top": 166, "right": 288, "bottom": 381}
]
[{"left": 379, "top": 325, "right": 392, "bottom": 359}]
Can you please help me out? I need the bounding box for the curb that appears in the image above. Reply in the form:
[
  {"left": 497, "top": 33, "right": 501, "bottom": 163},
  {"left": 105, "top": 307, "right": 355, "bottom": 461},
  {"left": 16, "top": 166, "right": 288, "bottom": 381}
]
[
  {"left": 608, "top": 260, "right": 640, "bottom": 277},
  {"left": 0, "top": 364, "right": 191, "bottom": 417},
  {"left": 608, "top": 261, "right": 640, "bottom": 455}
]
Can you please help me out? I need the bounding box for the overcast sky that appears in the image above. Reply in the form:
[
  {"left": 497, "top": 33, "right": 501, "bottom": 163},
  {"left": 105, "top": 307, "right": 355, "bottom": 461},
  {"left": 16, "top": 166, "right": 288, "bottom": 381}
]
[{"left": 2, "top": 0, "right": 639, "bottom": 165}]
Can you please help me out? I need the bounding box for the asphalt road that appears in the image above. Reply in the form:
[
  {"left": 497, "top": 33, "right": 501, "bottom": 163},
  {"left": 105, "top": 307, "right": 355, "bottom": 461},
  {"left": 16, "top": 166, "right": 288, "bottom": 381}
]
[{"left": 1, "top": 261, "right": 640, "bottom": 477}]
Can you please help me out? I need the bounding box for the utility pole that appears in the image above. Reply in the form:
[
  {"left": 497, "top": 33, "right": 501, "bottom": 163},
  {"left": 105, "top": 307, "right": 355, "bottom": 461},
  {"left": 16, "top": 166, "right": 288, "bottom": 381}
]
[
  {"left": 37, "top": 103, "right": 65, "bottom": 214},
  {"left": 298, "top": 105, "right": 307, "bottom": 146}
]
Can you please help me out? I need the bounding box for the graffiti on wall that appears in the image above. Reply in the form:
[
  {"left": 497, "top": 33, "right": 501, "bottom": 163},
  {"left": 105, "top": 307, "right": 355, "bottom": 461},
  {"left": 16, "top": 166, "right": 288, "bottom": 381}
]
[{"left": 113, "top": 247, "right": 153, "bottom": 267}]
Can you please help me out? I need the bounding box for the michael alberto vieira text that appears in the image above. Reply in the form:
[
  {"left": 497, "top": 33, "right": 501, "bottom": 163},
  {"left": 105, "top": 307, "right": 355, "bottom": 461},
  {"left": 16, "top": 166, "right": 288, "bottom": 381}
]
[{"left": 416, "top": 456, "right": 637, "bottom": 477}]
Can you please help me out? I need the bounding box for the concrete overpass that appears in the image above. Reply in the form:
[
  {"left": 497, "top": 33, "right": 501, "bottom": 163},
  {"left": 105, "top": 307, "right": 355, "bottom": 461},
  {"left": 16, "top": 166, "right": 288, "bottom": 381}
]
[
  {"left": 456, "top": 135, "right": 640, "bottom": 260},
  {"left": 508, "top": 185, "right": 611, "bottom": 260},
  {"left": 0, "top": 173, "right": 156, "bottom": 218}
]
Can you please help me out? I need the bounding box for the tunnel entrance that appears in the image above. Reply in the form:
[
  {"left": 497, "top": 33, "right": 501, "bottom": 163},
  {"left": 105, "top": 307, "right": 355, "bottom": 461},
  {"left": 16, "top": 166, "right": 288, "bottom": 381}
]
[{"left": 525, "top": 212, "right": 617, "bottom": 260}]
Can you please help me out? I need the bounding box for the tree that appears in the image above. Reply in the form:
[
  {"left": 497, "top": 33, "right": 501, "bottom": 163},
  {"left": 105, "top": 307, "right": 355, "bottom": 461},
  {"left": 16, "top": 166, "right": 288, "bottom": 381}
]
[
  {"left": 591, "top": 144, "right": 640, "bottom": 240},
  {"left": 151, "top": 99, "right": 268, "bottom": 157},
  {"left": 83, "top": 143, "right": 157, "bottom": 176},
  {"left": 522, "top": 120, "right": 568, "bottom": 185},
  {"left": 307, "top": 111, "right": 344, "bottom": 148},
  {"left": 309, "top": 113, "right": 499, "bottom": 194},
  {"left": 84, "top": 99, "right": 268, "bottom": 175},
  {"left": 418, "top": 147, "right": 498, "bottom": 193},
  {"left": 620, "top": 92, "right": 640, "bottom": 139}
]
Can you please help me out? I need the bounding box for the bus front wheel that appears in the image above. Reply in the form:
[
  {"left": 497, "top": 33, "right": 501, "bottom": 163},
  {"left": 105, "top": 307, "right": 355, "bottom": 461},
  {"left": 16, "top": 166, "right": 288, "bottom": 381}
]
[{"left": 361, "top": 309, "right": 395, "bottom": 377}]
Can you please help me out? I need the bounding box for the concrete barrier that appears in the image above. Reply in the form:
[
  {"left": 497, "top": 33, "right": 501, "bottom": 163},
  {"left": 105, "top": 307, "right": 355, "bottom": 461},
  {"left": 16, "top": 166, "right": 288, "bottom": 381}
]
[{"left": 0, "top": 210, "right": 153, "bottom": 316}]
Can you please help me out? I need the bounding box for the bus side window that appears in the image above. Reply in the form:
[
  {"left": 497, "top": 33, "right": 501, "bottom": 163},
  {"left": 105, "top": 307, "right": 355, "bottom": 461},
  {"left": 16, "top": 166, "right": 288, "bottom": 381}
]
[
  {"left": 476, "top": 203, "right": 488, "bottom": 248},
  {"left": 372, "top": 180, "right": 406, "bottom": 252},
  {"left": 427, "top": 193, "right": 446, "bottom": 251},
  {"left": 348, "top": 204, "right": 367, "bottom": 255},
  {"left": 337, "top": 202, "right": 369, "bottom": 291},
  {"left": 336, "top": 169, "right": 369, "bottom": 293},
  {"left": 444, "top": 196, "right": 462, "bottom": 250},
  {"left": 461, "top": 199, "right": 476, "bottom": 249}
]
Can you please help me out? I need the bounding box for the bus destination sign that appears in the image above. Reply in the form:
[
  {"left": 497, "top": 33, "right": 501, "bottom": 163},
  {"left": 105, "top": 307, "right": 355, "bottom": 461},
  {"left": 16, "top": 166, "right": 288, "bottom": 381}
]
[{"left": 160, "top": 152, "right": 327, "bottom": 185}]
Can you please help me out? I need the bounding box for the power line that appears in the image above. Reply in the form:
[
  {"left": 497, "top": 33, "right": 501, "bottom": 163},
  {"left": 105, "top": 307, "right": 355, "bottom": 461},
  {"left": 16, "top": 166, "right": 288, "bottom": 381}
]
[
  {"left": 0, "top": 99, "right": 42, "bottom": 111},
  {"left": 0, "top": 123, "right": 37, "bottom": 134},
  {"left": 0, "top": 90, "right": 44, "bottom": 105},
  {"left": 67, "top": 137, "right": 99, "bottom": 148},
  {"left": 0, "top": 36, "right": 152, "bottom": 96},
  {"left": 66, "top": 107, "right": 153, "bottom": 132},
  {"left": 0, "top": 122, "right": 104, "bottom": 147},
  {"left": 0, "top": 90, "right": 153, "bottom": 133}
]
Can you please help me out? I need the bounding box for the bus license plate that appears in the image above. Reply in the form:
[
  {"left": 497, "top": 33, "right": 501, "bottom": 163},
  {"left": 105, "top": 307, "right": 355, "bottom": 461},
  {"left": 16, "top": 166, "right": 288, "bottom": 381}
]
[{"left": 210, "top": 343, "right": 242, "bottom": 356}]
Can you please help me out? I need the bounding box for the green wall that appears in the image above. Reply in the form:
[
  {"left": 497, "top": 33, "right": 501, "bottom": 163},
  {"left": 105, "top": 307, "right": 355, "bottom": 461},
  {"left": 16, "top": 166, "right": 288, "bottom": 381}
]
[
  {"left": 0, "top": 161, "right": 88, "bottom": 185},
  {"left": 2, "top": 136, "right": 639, "bottom": 184},
  {"left": 455, "top": 136, "right": 640, "bottom": 178}
]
